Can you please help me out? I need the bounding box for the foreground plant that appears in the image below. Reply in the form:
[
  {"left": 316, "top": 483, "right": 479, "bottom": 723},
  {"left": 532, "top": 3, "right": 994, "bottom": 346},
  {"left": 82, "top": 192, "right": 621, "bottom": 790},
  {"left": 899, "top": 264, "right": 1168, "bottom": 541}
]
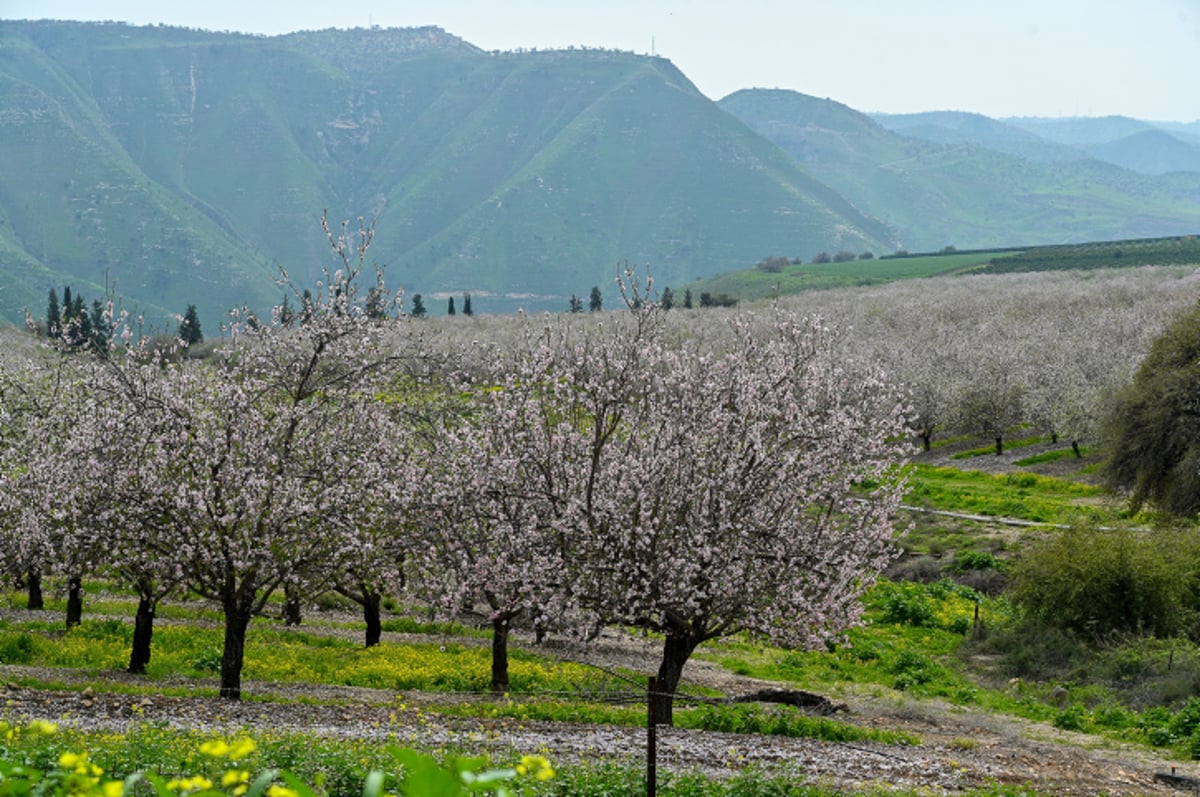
[{"left": 0, "top": 722, "right": 549, "bottom": 796}]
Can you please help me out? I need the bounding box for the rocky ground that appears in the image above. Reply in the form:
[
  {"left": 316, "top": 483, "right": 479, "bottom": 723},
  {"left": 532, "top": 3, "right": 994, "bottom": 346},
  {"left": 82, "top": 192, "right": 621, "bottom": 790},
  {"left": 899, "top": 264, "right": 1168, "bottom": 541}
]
[{"left": 2, "top": 626, "right": 1195, "bottom": 796}]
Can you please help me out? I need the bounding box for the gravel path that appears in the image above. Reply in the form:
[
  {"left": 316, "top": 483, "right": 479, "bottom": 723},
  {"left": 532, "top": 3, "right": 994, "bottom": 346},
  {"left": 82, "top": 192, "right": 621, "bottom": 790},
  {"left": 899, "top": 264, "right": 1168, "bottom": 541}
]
[{"left": 2, "top": 660, "right": 1190, "bottom": 796}]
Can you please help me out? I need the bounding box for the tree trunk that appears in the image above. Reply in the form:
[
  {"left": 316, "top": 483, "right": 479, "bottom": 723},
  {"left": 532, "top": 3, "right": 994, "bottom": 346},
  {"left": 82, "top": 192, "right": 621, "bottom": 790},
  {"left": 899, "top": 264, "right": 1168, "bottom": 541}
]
[
  {"left": 66, "top": 575, "right": 83, "bottom": 627},
  {"left": 491, "top": 616, "right": 511, "bottom": 693},
  {"left": 1050, "top": 432, "right": 1058, "bottom": 444},
  {"left": 920, "top": 429, "right": 932, "bottom": 452},
  {"left": 994, "top": 437, "right": 1003, "bottom": 456},
  {"left": 651, "top": 631, "right": 701, "bottom": 727},
  {"left": 363, "top": 590, "right": 382, "bottom": 648},
  {"left": 128, "top": 595, "right": 155, "bottom": 674},
  {"left": 26, "top": 569, "right": 43, "bottom": 610},
  {"left": 283, "top": 585, "right": 302, "bottom": 627},
  {"left": 220, "top": 595, "right": 254, "bottom": 700},
  {"left": 1072, "top": 440, "right": 1082, "bottom": 459}
]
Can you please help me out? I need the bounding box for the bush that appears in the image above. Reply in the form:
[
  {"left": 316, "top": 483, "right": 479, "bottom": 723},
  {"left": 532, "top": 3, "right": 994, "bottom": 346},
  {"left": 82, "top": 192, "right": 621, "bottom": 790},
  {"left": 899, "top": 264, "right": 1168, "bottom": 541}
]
[
  {"left": 1008, "top": 525, "right": 1200, "bottom": 640},
  {"left": 1053, "top": 704, "right": 1088, "bottom": 732},
  {"left": 877, "top": 582, "right": 937, "bottom": 628},
  {"left": 0, "top": 633, "right": 35, "bottom": 664}
]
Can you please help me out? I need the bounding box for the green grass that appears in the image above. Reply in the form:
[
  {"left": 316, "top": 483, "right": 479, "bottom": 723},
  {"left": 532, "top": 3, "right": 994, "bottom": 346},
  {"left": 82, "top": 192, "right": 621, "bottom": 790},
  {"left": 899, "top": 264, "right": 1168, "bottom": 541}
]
[
  {"left": 1013, "top": 447, "right": 1088, "bottom": 466},
  {"left": 684, "top": 251, "right": 1004, "bottom": 303},
  {"left": 904, "top": 464, "right": 1117, "bottom": 525},
  {"left": 0, "top": 618, "right": 620, "bottom": 697}
]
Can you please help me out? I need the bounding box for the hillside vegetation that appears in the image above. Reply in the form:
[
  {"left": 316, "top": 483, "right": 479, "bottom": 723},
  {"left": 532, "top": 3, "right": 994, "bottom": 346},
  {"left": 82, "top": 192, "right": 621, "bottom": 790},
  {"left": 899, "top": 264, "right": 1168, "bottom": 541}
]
[{"left": 720, "top": 89, "right": 1200, "bottom": 252}]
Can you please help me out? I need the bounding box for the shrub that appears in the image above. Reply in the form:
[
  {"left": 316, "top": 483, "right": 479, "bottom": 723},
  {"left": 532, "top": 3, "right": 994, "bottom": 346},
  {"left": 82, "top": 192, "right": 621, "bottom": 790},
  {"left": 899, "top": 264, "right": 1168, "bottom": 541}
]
[
  {"left": 889, "top": 650, "right": 944, "bottom": 690},
  {"left": 950, "top": 550, "right": 1006, "bottom": 573},
  {"left": 0, "top": 633, "right": 36, "bottom": 664},
  {"left": 1008, "top": 525, "right": 1200, "bottom": 640},
  {"left": 877, "top": 582, "right": 937, "bottom": 628}
]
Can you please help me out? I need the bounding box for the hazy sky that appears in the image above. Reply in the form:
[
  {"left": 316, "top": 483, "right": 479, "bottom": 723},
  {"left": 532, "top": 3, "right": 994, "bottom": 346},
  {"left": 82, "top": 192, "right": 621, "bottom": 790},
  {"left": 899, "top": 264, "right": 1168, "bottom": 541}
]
[{"left": 6, "top": 0, "right": 1200, "bottom": 121}]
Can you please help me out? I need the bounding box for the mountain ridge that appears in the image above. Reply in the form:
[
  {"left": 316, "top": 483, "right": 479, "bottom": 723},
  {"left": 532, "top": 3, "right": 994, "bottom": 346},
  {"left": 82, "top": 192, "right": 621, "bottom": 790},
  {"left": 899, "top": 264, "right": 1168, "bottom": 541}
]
[
  {"left": 2, "top": 20, "right": 1198, "bottom": 331},
  {"left": 0, "top": 20, "right": 895, "bottom": 330}
]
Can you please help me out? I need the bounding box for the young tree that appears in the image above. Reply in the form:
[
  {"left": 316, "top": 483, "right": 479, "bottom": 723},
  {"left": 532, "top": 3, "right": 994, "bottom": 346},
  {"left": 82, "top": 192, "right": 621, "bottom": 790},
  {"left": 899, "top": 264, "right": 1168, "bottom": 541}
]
[
  {"left": 410, "top": 294, "right": 427, "bottom": 318},
  {"left": 567, "top": 294, "right": 583, "bottom": 313}
]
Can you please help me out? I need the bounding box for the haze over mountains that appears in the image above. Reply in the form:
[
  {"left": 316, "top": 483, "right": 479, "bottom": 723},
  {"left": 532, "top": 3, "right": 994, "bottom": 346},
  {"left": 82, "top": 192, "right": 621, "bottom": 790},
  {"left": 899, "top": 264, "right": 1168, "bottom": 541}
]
[{"left": 2, "top": 20, "right": 1198, "bottom": 331}]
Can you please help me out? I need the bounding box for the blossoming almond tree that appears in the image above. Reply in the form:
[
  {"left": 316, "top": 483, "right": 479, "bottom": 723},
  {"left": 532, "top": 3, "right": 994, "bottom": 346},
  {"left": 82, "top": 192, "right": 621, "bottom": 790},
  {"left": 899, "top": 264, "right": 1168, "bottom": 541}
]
[
  {"left": 0, "top": 341, "right": 106, "bottom": 621},
  {"left": 490, "top": 301, "right": 911, "bottom": 725},
  {"left": 403, "top": 341, "right": 590, "bottom": 692},
  {"left": 60, "top": 217, "right": 415, "bottom": 696}
]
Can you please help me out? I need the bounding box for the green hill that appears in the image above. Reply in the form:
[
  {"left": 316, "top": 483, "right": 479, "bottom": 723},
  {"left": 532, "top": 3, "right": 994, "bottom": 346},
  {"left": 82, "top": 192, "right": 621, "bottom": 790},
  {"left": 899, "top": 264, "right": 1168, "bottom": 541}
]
[
  {"left": 719, "top": 89, "right": 1200, "bottom": 253},
  {"left": 0, "top": 21, "right": 895, "bottom": 329}
]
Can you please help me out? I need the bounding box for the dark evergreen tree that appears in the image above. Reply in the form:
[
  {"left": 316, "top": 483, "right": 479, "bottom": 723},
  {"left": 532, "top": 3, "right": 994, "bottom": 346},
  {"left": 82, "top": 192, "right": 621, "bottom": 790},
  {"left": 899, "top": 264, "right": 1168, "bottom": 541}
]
[
  {"left": 278, "top": 294, "right": 296, "bottom": 327},
  {"left": 462, "top": 293, "right": 473, "bottom": 317},
  {"left": 589, "top": 286, "right": 602, "bottom": 312},
  {"left": 448, "top": 296, "right": 456, "bottom": 316},
  {"left": 46, "top": 288, "right": 61, "bottom": 339},
  {"left": 178, "top": 304, "right": 203, "bottom": 345},
  {"left": 683, "top": 288, "right": 694, "bottom": 309},
  {"left": 660, "top": 286, "right": 674, "bottom": 311},
  {"left": 568, "top": 294, "right": 584, "bottom": 313},
  {"left": 88, "top": 300, "right": 107, "bottom": 353},
  {"left": 410, "top": 294, "right": 427, "bottom": 318}
]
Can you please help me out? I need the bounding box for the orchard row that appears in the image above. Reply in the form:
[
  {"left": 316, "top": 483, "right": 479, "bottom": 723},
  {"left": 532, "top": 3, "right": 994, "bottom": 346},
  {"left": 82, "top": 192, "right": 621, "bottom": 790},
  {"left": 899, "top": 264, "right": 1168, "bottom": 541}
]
[{"left": 1, "top": 257, "right": 1195, "bottom": 726}]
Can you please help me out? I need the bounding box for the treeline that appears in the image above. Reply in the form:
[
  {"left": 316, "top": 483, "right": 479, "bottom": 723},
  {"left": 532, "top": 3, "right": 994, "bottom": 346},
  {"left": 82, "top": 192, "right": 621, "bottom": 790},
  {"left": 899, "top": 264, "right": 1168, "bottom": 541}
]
[
  {"left": 35, "top": 286, "right": 204, "bottom": 350},
  {"left": 985, "top": 234, "right": 1200, "bottom": 274}
]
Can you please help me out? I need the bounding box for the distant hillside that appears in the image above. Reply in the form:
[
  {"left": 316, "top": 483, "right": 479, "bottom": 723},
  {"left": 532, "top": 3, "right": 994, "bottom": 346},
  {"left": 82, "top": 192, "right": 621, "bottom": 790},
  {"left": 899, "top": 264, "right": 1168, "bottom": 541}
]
[
  {"left": 1004, "top": 115, "right": 1157, "bottom": 147},
  {"left": 869, "top": 111, "right": 1085, "bottom": 163},
  {"left": 720, "top": 89, "right": 1200, "bottom": 251},
  {"left": 0, "top": 21, "right": 894, "bottom": 330},
  {"left": 1083, "top": 130, "right": 1200, "bottom": 175}
]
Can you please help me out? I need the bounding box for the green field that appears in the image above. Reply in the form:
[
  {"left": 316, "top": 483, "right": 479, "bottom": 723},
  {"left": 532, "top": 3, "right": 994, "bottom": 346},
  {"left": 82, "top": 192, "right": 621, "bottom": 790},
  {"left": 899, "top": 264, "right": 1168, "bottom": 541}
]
[{"left": 682, "top": 250, "right": 1003, "bottom": 303}]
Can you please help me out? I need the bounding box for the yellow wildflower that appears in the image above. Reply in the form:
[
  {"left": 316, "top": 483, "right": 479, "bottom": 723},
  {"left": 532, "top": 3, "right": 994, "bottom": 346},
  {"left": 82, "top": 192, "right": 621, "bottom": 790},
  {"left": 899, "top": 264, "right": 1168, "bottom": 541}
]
[
  {"left": 222, "top": 770, "right": 251, "bottom": 788},
  {"left": 199, "top": 739, "right": 231, "bottom": 758},
  {"left": 517, "top": 754, "right": 554, "bottom": 781}
]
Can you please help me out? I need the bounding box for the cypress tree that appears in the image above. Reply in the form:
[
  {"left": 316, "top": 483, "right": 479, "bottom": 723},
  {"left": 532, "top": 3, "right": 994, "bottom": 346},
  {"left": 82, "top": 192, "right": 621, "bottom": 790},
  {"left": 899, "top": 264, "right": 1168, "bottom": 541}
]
[
  {"left": 46, "top": 288, "right": 61, "bottom": 338},
  {"left": 448, "top": 296, "right": 456, "bottom": 316},
  {"left": 178, "top": 304, "right": 203, "bottom": 345},
  {"left": 463, "top": 293, "right": 473, "bottom": 317}
]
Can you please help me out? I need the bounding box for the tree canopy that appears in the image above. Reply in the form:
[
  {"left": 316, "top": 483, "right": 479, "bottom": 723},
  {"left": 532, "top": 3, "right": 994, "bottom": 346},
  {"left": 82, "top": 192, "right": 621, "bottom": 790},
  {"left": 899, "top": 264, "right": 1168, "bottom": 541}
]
[{"left": 1104, "top": 301, "right": 1200, "bottom": 516}]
